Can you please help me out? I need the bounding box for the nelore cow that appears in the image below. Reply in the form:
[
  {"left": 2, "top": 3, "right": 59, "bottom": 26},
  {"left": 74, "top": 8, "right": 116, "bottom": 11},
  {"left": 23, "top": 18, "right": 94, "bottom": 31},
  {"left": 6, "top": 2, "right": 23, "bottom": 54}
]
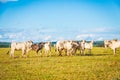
[
  {"left": 104, "top": 40, "right": 120, "bottom": 55},
  {"left": 31, "top": 42, "right": 45, "bottom": 54},
  {"left": 80, "top": 40, "right": 94, "bottom": 55},
  {"left": 10, "top": 40, "right": 33, "bottom": 58},
  {"left": 55, "top": 40, "right": 80, "bottom": 56},
  {"left": 44, "top": 42, "right": 51, "bottom": 56}
]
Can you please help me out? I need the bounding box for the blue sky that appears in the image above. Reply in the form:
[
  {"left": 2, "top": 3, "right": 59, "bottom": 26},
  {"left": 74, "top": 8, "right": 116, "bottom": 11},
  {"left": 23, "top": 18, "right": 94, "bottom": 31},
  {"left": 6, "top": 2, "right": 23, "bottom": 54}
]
[{"left": 0, "top": 0, "right": 120, "bottom": 42}]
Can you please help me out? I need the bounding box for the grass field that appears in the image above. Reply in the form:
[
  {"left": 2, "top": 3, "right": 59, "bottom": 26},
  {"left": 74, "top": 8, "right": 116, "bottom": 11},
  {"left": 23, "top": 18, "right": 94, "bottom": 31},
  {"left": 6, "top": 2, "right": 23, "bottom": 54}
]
[{"left": 0, "top": 47, "right": 120, "bottom": 80}]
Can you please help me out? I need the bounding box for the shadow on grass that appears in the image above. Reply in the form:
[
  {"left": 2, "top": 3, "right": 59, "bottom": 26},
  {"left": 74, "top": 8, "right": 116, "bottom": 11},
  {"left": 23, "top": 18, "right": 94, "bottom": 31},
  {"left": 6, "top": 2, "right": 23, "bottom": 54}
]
[
  {"left": 76, "top": 53, "right": 112, "bottom": 56},
  {"left": 92, "top": 53, "right": 112, "bottom": 56},
  {"left": 11, "top": 53, "right": 114, "bottom": 59}
]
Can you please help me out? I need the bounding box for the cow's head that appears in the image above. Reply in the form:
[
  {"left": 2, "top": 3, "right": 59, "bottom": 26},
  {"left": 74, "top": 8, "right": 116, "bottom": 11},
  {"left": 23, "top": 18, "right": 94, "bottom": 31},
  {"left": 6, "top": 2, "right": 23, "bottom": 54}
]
[{"left": 26, "top": 40, "right": 33, "bottom": 49}]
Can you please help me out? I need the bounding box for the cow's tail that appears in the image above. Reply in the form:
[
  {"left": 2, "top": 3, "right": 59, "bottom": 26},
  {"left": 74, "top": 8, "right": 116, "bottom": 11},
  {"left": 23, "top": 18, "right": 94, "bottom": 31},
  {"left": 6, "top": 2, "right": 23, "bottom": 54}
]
[
  {"left": 6, "top": 43, "right": 11, "bottom": 55},
  {"left": 6, "top": 51, "right": 9, "bottom": 54},
  {"left": 6, "top": 48, "right": 10, "bottom": 54}
]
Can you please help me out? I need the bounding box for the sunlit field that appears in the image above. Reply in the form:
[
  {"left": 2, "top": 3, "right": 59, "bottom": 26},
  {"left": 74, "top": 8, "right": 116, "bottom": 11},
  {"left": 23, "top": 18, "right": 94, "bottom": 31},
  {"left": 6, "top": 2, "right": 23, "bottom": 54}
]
[{"left": 0, "top": 47, "right": 120, "bottom": 80}]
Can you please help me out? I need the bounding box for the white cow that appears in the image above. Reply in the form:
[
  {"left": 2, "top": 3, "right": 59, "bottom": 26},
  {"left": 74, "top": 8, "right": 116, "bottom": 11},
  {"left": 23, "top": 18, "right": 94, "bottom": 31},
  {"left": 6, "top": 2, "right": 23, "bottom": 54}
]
[
  {"left": 64, "top": 41, "right": 73, "bottom": 56},
  {"left": 44, "top": 42, "right": 51, "bottom": 56},
  {"left": 107, "top": 40, "right": 120, "bottom": 55},
  {"left": 80, "top": 40, "right": 85, "bottom": 55},
  {"left": 56, "top": 40, "right": 79, "bottom": 56},
  {"left": 56, "top": 40, "right": 66, "bottom": 56},
  {"left": 80, "top": 40, "right": 94, "bottom": 55},
  {"left": 10, "top": 41, "right": 33, "bottom": 58}
]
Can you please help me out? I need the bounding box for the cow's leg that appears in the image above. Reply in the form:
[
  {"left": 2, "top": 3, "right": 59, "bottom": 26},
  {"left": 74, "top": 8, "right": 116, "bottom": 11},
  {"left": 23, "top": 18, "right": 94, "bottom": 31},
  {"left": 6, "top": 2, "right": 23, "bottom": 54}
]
[
  {"left": 83, "top": 49, "right": 85, "bottom": 55},
  {"left": 80, "top": 50, "right": 82, "bottom": 55},
  {"left": 73, "top": 49, "right": 77, "bottom": 56},
  {"left": 73, "top": 48, "right": 77, "bottom": 56},
  {"left": 58, "top": 49, "right": 62, "bottom": 56},
  {"left": 36, "top": 49, "right": 39, "bottom": 54},
  {"left": 44, "top": 50, "right": 47, "bottom": 57},
  {"left": 59, "top": 51, "right": 62, "bottom": 56},
  {"left": 81, "top": 49, "right": 85, "bottom": 55},
  {"left": 35, "top": 49, "right": 40, "bottom": 56},
  {"left": 89, "top": 49, "right": 91, "bottom": 54},
  {"left": 69, "top": 52, "right": 72, "bottom": 56},
  {"left": 22, "top": 49, "right": 26, "bottom": 58},
  {"left": 26, "top": 49, "right": 30, "bottom": 53},
  {"left": 67, "top": 50, "right": 71, "bottom": 56},
  {"left": 10, "top": 49, "right": 14, "bottom": 58},
  {"left": 69, "top": 49, "right": 73, "bottom": 56},
  {"left": 66, "top": 51, "right": 69, "bottom": 56},
  {"left": 113, "top": 48, "right": 116, "bottom": 55},
  {"left": 26, "top": 49, "right": 30, "bottom": 57},
  {"left": 64, "top": 49, "right": 67, "bottom": 56},
  {"left": 49, "top": 50, "right": 51, "bottom": 57}
]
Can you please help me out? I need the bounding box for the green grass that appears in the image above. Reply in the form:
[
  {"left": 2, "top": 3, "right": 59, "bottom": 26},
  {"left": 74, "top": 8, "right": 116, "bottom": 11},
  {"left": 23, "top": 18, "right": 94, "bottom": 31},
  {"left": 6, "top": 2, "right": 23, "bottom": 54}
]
[{"left": 0, "top": 47, "right": 120, "bottom": 80}]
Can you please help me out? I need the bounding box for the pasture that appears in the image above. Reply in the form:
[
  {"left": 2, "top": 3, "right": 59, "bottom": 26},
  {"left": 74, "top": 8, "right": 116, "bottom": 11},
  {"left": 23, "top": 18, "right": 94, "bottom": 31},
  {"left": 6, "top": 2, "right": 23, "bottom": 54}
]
[{"left": 0, "top": 47, "right": 120, "bottom": 80}]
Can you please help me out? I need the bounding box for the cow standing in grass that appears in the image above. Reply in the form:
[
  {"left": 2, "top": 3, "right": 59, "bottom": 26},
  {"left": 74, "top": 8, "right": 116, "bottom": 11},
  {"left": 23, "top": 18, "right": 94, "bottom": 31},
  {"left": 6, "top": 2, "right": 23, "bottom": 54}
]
[
  {"left": 44, "top": 42, "right": 51, "bottom": 57},
  {"left": 107, "top": 40, "right": 120, "bottom": 55},
  {"left": 69, "top": 41, "right": 80, "bottom": 55},
  {"left": 80, "top": 40, "right": 94, "bottom": 55},
  {"left": 31, "top": 42, "right": 45, "bottom": 55},
  {"left": 10, "top": 41, "right": 33, "bottom": 58},
  {"left": 56, "top": 40, "right": 80, "bottom": 56},
  {"left": 80, "top": 40, "right": 85, "bottom": 55},
  {"left": 55, "top": 40, "right": 66, "bottom": 56}
]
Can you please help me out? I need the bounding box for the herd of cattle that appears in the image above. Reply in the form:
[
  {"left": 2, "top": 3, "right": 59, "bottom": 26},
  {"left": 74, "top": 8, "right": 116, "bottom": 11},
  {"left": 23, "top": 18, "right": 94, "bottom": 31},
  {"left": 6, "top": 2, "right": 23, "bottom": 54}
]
[{"left": 8, "top": 39, "right": 120, "bottom": 57}]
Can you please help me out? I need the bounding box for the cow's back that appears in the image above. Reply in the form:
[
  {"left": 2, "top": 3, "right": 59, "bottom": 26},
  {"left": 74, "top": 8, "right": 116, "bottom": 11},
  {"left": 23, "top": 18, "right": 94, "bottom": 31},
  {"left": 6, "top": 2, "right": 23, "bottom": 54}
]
[{"left": 11, "top": 42, "right": 26, "bottom": 50}]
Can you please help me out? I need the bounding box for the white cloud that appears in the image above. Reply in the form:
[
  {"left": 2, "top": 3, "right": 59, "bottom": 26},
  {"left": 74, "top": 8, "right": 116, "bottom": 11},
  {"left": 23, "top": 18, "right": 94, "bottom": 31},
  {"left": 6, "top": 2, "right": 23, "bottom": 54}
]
[
  {"left": 1, "top": 28, "right": 120, "bottom": 42},
  {"left": 9, "top": 34, "right": 17, "bottom": 38},
  {"left": 94, "top": 27, "right": 107, "bottom": 32},
  {"left": 57, "top": 37, "right": 64, "bottom": 40},
  {"left": 97, "top": 37, "right": 104, "bottom": 41},
  {"left": 0, "top": 35, "right": 2, "bottom": 38},
  {"left": 43, "top": 35, "right": 52, "bottom": 41},
  {"left": 81, "top": 27, "right": 109, "bottom": 33},
  {"left": 76, "top": 34, "right": 95, "bottom": 40}
]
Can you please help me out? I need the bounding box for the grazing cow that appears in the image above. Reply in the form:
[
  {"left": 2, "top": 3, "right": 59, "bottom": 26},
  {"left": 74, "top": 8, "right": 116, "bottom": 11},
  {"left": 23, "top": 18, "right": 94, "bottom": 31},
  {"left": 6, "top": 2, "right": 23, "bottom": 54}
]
[
  {"left": 31, "top": 42, "right": 45, "bottom": 54},
  {"left": 10, "top": 40, "right": 33, "bottom": 58},
  {"left": 44, "top": 42, "right": 51, "bottom": 56},
  {"left": 69, "top": 41, "right": 80, "bottom": 55},
  {"left": 56, "top": 40, "right": 80, "bottom": 56},
  {"left": 80, "top": 40, "right": 94, "bottom": 55},
  {"left": 107, "top": 40, "right": 120, "bottom": 55}
]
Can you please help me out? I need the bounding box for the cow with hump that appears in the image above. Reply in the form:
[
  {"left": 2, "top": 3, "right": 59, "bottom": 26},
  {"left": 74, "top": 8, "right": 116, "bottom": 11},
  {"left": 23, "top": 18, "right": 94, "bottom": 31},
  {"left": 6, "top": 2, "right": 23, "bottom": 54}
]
[
  {"left": 104, "top": 40, "right": 120, "bottom": 55},
  {"left": 55, "top": 40, "right": 80, "bottom": 56},
  {"left": 10, "top": 40, "right": 33, "bottom": 58},
  {"left": 80, "top": 40, "right": 94, "bottom": 55}
]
